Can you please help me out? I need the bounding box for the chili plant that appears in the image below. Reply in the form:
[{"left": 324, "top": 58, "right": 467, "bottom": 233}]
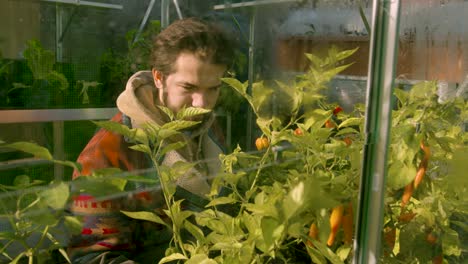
[
  {"left": 0, "top": 141, "right": 82, "bottom": 264},
  {"left": 77, "top": 47, "right": 465, "bottom": 263}
]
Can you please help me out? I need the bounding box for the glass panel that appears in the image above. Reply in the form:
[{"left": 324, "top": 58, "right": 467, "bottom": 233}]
[
  {"left": 0, "top": 0, "right": 381, "bottom": 263},
  {"left": 0, "top": 0, "right": 162, "bottom": 109},
  {"left": 5, "top": 1, "right": 465, "bottom": 263},
  {"left": 381, "top": 0, "right": 467, "bottom": 263}
]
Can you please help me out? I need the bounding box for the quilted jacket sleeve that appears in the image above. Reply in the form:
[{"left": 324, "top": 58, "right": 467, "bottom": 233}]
[{"left": 68, "top": 113, "right": 165, "bottom": 263}]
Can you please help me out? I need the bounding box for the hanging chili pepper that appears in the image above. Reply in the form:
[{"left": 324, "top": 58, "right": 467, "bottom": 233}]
[
  {"left": 307, "top": 222, "right": 319, "bottom": 247},
  {"left": 414, "top": 140, "right": 431, "bottom": 189},
  {"left": 255, "top": 137, "right": 269, "bottom": 151},
  {"left": 383, "top": 227, "right": 396, "bottom": 256},
  {"left": 401, "top": 182, "right": 414, "bottom": 208},
  {"left": 342, "top": 202, "right": 353, "bottom": 245},
  {"left": 327, "top": 205, "right": 344, "bottom": 246}
]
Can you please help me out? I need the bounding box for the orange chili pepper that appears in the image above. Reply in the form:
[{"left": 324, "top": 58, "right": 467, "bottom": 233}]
[
  {"left": 342, "top": 203, "right": 353, "bottom": 244},
  {"left": 401, "top": 182, "right": 414, "bottom": 208},
  {"left": 307, "top": 222, "right": 319, "bottom": 247},
  {"left": 398, "top": 211, "right": 416, "bottom": 223},
  {"left": 414, "top": 140, "right": 430, "bottom": 189},
  {"left": 294, "top": 128, "right": 303, "bottom": 136},
  {"left": 255, "top": 137, "right": 269, "bottom": 151},
  {"left": 325, "top": 119, "right": 336, "bottom": 129},
  {"left": 327, "top": 205, "right": 344, "bottom": 246}
]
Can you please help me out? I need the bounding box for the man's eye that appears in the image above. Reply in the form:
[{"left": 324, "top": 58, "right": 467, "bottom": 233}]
[{"left": 182, "top": 86, "right": 194, "bottom": 91}]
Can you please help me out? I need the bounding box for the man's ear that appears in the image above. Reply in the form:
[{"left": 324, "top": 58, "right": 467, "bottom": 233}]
[{"left": 152, "top": 69, "right": 164, "bottom": 89}]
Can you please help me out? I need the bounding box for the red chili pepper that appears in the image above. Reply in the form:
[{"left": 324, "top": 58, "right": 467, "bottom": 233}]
[{"left": 333, "top": 106, "right": 343, "bottom": 115}]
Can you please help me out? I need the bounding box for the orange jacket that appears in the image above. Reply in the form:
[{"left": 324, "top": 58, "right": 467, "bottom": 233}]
[{"left": 68, "top": 112, "right": 225, "bottom": 262}]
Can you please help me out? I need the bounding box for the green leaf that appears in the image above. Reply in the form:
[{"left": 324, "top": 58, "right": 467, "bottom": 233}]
[
  {"left": 166, "top": 161, "right": 196, "bottom": 177},
  {"left": 38, "top": 182, "right": 69, "bottom": 210},
  {"left": 394, "top": 88, "right": 408, "bottom": 105},
  {"left": 211, "top": 242, "right": 243, "bottom": 251},
  {"left": 72, "top": 177, "right": 126, "bottom": 197},
  {"left": 88, "top": 170, "right": 127, "bottom": 191},
  {"left": 306, "top": 246, "right": 328, "bottom": 264},
  {"left": 335, "top": 127, "right": 359, "bottom": 137},
  {"left": 305, "top": 53, "right": 323, "bottom": 68},
  {"left": 124, "top": 175, "right": 158, "bottom": 184},
  {"left": 283, "top": 181, "right": 306, "bottom": 219},
  {"left": 13, "top": 175, "right": 31, "bottom": 186},
  {"left": 5, "top": 142, "right": 53, "bottom": 160},
  {"left": 53, "top": 160, "right": 81, "bottom": 172},
  {"left": 222, "top": 78, "right": 248, "bottom": 96},
  {"left": 251, "top": 81, "right": 274, "bottom": 113},
  {"left": 176, "top": 107, "right": 211, "bottom": 120},
  {"left": 304, "top": 109, "right": 330, "bottom": 130},
  {"left": 64, "top": 216, "right": 82, "bottom": 235},
  {"left": 23, "top": 40, "right": 54, "bottom": 79},
  {"left": 158, "top": 253, "right": 188, "bottom": 264},
  {"left": 409, "top": 81, "right": 436, "bottom": 100},
  {"left": 157, "top": 128, "right": 179, "bottom": 139},
  {"left": 184, "top": 220, "right": 206, "bottom": 243},
  {"left": 387, "top": 161, "right": 416, "bottom": 189},
  {"left": 261, "top": 217, "right": 283, "bottom": 254},
  {"left": 57, "top": 248, "right": 72, "bottom": 264},
  {"left": 313, "top": 241, "right": 344, "bottom": 264},
  {"left": 47, "top": 71, "right": 69, "bottom": 91},
  {"left": 336, "top": 245, "right": 352, "bottom": 261},
  {"left": 205, "top": 196, "right": 237, "bottom": 207},
  {"left": 322, "top": 64, "right": 353, "bottom": 81},
  {"left": 134, "top": 128, "right": 149, "bottom": 145},
  {"left": 256, "top": 118, "right": 272, "bottom": 136},
  {"left": 121, "top": 211, "right": 171, "bottom": 229},
  {"left": 129, "top": 144, "right": 151, "bottom": 154},
  {"left": 446, "top": 147, "right": 468, "bottom": 194},
  {"left": 186, "top": 254, "right": 217, "bottom": 264},
  {"left": 335, "top": 47, "right": 359, "bottom": 61},
  {"left": 93, "top": 121, "right": 135, "bottom": 141},
  {"left": 160, "top": 141, "right": 186, "bottom": 157},
  {"left": 161, "top": 120, "right": 200, "bottom": 132},
  {"left": 157, "top": 105, "right": 174, "bottom": 120},
  {"left": 441, "top": 227, "right": 461, "bottom": 256},
  {"left": 338, "top": 118, "right": 362, "bottom": 129},
  {"left": 170, "top": 200, "right": 193, "bottom": 228}
]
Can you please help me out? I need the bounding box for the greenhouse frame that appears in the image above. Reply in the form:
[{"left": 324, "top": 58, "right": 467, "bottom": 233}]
[{"left": 0, "top": 0, "right": 466, "bottom": 263}]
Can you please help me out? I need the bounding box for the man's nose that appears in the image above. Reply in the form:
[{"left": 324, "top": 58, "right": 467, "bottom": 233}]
[{"left": 192, "top": 92, "right": 208, "bottom": 108}]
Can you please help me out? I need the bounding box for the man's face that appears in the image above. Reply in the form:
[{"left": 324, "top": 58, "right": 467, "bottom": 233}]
[{"left": 152, "top": 52, "right": 226, "bottom": 120}]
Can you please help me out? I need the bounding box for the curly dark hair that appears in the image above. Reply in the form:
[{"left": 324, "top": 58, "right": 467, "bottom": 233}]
[{"left": 150, "top": 17, "right": 235, "bottom": 76}]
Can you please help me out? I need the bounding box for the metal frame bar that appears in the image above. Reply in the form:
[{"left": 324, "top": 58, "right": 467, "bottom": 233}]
[
  {"left": 0, "top": 108, "right": 118, "bottom": 124},
  {"left": 172, "top": 0, "right": 183, "bottom": 20},
  {"left": 161, "top": 0, "right": 170, "bottom": 28},
  {"left": 40, "top": 0, "right": 123, "bottom": 9},
  {"left": 213, "top": 0, "right": 300, "bottom": 10},
  {"left": 133, "top": 0, "right": 157, "bottom": 44},
  {"left": 353, "top": 0, "right": 402, "bottom": 263},
  {"left": 245, "top": 7, "right": 257, "bottom": 150}
]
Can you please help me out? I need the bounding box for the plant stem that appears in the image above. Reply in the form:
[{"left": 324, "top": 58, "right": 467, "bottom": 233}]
[
  {"left": 249, "top": 146, "right": 271, "bottom": 191},
  {"left": 152, "top": 139, "right": 187, "bottom": 257}
]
